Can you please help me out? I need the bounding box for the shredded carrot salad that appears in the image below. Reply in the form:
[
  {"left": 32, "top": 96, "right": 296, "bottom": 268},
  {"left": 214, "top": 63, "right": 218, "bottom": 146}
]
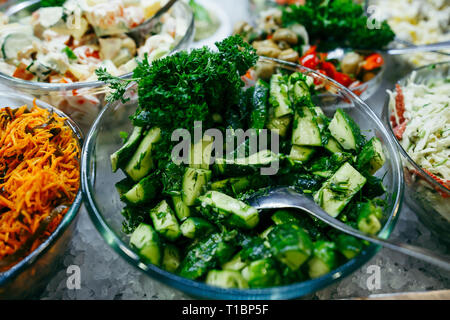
[{"left": 0, "top": 102, "right": 80, "bottom": 269}]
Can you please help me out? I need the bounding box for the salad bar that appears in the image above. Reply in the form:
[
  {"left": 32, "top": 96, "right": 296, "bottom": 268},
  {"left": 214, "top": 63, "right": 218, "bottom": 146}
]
[{"left": 0, "top": 0, "right": 449, "bottom": 300}]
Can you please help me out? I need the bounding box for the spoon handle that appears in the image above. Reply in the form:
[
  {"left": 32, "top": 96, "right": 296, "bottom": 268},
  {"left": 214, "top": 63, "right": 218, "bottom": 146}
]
[
  {"left": 386, "top": 41, "right": 450, "bottom": 55},
  {"left": 251, "top": 188, "right": 450, "bottom": 271}
]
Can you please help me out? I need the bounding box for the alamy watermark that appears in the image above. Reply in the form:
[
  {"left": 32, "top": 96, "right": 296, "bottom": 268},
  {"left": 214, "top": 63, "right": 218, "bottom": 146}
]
[
  {"left": 171, "top": 121, "right": 280, "bottom": 176},
  {"left": 366, "top": 5, "right": 383, "bottom": 30},
  {"left": 366, "top": 265, "right": 381, "bottom": 291},
  {"left": 66, "top": 265, "right": 81, "bottom": 290}
]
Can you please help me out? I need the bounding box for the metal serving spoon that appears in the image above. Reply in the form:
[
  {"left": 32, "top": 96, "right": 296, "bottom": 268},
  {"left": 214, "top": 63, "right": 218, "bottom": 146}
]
[
  {"left": 127, "top": 0, "right": 180, "bottom": 46},
  {"left": 327, "top": 41, "right": 450, "bottom": 60},
  {"left": 247, "top": 187, "right": 450, "bottom": 271}
]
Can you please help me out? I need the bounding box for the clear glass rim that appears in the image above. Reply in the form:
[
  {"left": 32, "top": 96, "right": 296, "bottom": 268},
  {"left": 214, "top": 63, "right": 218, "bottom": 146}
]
[
  {"left": 0, "top": 91, "right": 84, "bottom": 285},
  {"left": 81, "top": 58, "right": 404, "bottom": 300},
  {"left": 0, "top": 0, "right": 195, "bottom": 92},
  {"left": 382, "top": 61, "right": 450, "bottom": 196}
]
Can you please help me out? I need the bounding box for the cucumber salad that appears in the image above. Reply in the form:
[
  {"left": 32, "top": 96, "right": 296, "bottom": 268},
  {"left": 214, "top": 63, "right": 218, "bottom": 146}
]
[
  {"left": 0, "top": 0, "right": 189, "bottom": 83},
  {"left": 103, "top": 36, "right": 388, "bottom": 289}
]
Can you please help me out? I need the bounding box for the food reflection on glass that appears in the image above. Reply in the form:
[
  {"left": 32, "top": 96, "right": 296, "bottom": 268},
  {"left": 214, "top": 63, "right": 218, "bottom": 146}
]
[
  {"left": 187, "top": 0, "right": 220, "bottom": 42},
  {"left": 388, "top": 71, "right": 450, "bottom": 221},
  {"left": 0, "top": 0, "right": 189, "bottom": 83},
  {"left": 0, "top": 103, "right": 80, "bottom": 272},
  {"left": 98, "top": 36, "right": 390, "bottom": 289},
  {"left": 235, "top": 0, "right": 394, "bottom": 97}
]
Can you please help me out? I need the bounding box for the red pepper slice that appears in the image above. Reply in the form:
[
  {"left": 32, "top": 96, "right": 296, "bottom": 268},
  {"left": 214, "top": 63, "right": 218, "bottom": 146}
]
[
  {"left": 333, "top": 71, "right": 353, "bottom": 87},
  {"left": 395, "top": 84, "right": 406, "bottom": 125},
  {"left": 393, "top": 121, "right": 407, "bottom": 140},
  {"left": 300, "top": 53, "right": 320, "bottom": 70},
  {"left": 362, "top": 53, "right": 384, "bottom": 71},
  {"left": 320, "top": 61, "right": 336, "bottom": 79}
]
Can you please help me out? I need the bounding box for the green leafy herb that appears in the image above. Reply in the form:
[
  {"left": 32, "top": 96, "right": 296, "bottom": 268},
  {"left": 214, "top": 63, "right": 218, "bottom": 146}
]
[
  {"left": 62, "top": 46, "right": 77, "bottom": 60},
  {"left": 282, "top": 0, "right": 395, "bottom": 51}
]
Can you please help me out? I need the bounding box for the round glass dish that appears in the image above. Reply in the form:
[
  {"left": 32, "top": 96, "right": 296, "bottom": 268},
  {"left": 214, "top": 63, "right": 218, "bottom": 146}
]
[
  {"left": 0, "top": 91, "right": 83, "bottom": 299},
  {"left": 382, "top": 61, "right": 450, "bottom": 244},
  {"left": 0, "top": 0, "right": 195, "bottom": 130},
  {"left": 82, "top": 57, "right": 404, "bottom": 299}
]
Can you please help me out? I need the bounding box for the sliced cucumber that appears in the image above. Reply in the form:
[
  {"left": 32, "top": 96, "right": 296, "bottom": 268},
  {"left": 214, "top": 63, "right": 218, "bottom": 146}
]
[
  {"left": 162, "top": 244, "right": 181, "bottom": 273},
  {"left": 266, "top": 111, "right": 292, "bottom": 138},
  {"left": 171, "top": 195, "right": 191, "bottom": 221},
  {"left": 124, "top": 127, "right": 161, "bottom": 182},
  {"left": 329, "top": 109, "right": 364, "bottom": 151},
  {"left": 269, "top": 74, "right": 292, "bottom": 118},
  {"left": 150, "top": 200, "right": 181, "bottom": 242},
  {"left": 1, "top": 32, "right": 35, "bottom": 61},
  {"left": 214, "top": 150, "right": 279, "bottom": 176},
  {"left": 292, "top": 107, "right": 322, "bottom": 147},
  {"left": 357, "top": 137, "right": 386, "bottom": 175},
  {"left": 314, "top": 162, "right": 367, "bottom": 217},
  {"left": 130, "top": 223, "right": 161, "bottom": 266},
  {"left": 289, "top": 145, "right": 316, "bottom": 163},
  {"left": 197, "top": 191, "right": 259, "bottom": 230},
  {"left": 180, "top": 217, "right": 215, "bottom": 239},
  {"left": 111, "top": 126, "right": 143, "bottom": 172},
  {"left": 206, "top": 270, "right": 248, "bottom": 289},
  {"left": 182, "top": 167, "right": 211, "bottom": 206},
  {"left": 324, "top": 136, "right": 344, "bottom": 154},
  {"left": 122, "top": 174, "right": 159, "bottom": 205}
]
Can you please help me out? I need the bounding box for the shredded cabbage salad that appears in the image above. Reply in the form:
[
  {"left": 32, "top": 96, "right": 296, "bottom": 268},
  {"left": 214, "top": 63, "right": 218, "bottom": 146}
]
[{"left": 388, "top": 72, "right": 450, "bottom": 183}]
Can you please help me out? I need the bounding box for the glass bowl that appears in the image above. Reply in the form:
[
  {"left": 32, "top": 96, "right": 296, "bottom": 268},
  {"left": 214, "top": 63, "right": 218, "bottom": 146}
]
[
  {"left": 0, "top": 91, "right": 83, "bottom": 300},
  {"left": 0, "top": 0, "right": 195, "bottom": 131},
  {"left": 81, "top": 57, "right": 404, "bottom": 300},
  {"left": 382, "top": 61, "right": 450, "bottom": 244}
]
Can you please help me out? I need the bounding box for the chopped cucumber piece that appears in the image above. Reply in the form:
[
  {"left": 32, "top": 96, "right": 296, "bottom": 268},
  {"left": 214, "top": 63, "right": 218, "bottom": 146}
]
[
  {"left": 162, "top": 244, "right": 181, "bottom": 273},
  {"left": 124, "top": 127, "right": 161, "bottom": 182},
  {"left": 292, "top": 107, "right": 322, "bottom": 147},
  {"left": 266, "top": 112, "right": 292, "bottom": 137},
  {"left": 214, "top": 150, "right": 279, "bottom": 176},
  {"left": 271, "top": 210, "right": 301, "bottom": 225},
  {"left": 336, "top": 235, "right": 362, "bottom": 260},
  {"left": 329, "top": 109, "right": 364, "bottom": 151},
  {"left": 2, "top": 32, "right": 35, "bottom": 61},
  {"left": 241, "top": 259, "right": 281, "bottom": 288},
  {"left": 115, "top": 178, "right": 135, "bottom": 197},
  {"left": 171, "top": 195, "right": 191, "bottom": 221},
  {"left": 357, "top": 201, "right": 383, "bottom": 235},
  {"left": 198, "top": 191, "right": 260, "bottom": 229},
  {"left": 179, "top": 232, "right": 237, "bottom": 280},
  {"left": 324, "top": 137, "right": 344, "bottom": 154},
  {"left": 308, "top": 241, "right": 337, "bottom": 279},
  {"left": 150, "top": 200, "right": 181, "bottom": 241},
  {"left": 357, "top": 137, "right": 386, "bottom": 175},
  {"left": 268, "top": 223, "right": 313, "bottom": 270},
  {"left": 180, "top": 217, "right": 215, "bottom": 239},
  {"left": 314, "top": 163, "right": 367, "bottom": 217},
  {"left": 111, "top": 126, "right": 143, "bottom": 172},
  {"left": 130, "top": 223, "right": 161, "bottom": 266},
  {"left": 206, "top": 270, "right": 248, "bottom": 289},
  {"left": 269, "top": 74, "right": 292, "bottom": 118},
  {"left": 289, "top": 145, "right": 316, "bottom": 163},
  {"left": 222, "top": 253, "right": 247, "bottom": 271},
  {"left": 123, "top": 174, "right": 159, "bottom": 205},
  {"left": 182, "top": 167, "right": 211, "bottom": 206}
]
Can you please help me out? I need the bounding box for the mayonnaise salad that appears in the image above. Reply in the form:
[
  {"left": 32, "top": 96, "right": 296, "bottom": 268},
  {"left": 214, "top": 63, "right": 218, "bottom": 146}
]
[
  {"left": 0, "top": 0, "right": 189, "bottom": 83},
  {"left": 374, "top": 0, "right": 450, "bottom": 66}
]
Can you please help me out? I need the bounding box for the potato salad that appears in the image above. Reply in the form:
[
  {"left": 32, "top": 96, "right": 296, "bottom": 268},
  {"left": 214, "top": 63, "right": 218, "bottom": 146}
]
[{"left": 0, "top": 0, "right": 189, "bottom": 83}]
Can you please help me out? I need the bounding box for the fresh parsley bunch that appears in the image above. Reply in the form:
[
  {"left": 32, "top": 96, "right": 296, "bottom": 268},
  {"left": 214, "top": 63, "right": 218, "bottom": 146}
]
[{"left": 282, "top": 0, "right": 395, "bottom": 51}]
